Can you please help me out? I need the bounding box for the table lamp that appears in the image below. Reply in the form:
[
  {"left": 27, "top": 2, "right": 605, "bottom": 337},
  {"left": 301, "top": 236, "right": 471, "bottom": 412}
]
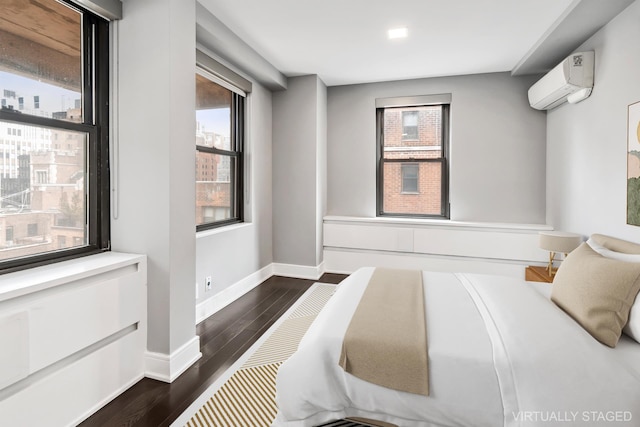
[{"left": 539, "top": 231, "right": 582, "bottom": 276}]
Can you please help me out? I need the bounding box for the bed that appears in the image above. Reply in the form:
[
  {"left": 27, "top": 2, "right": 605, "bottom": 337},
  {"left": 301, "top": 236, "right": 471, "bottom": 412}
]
[{"left": 273, "top": 234, "right": 640, "bottom": 426}]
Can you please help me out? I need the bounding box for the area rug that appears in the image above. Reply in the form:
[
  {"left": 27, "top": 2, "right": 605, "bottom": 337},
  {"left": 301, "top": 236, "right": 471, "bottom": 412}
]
[{"left": 171, "top": 282, "right": 373, "bottom": 427}]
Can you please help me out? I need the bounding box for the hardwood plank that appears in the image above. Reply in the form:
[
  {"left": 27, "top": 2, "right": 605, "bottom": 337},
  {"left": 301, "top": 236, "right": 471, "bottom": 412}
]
[{"left": 319, "top": 272, "right": 349, "bottom": 284}]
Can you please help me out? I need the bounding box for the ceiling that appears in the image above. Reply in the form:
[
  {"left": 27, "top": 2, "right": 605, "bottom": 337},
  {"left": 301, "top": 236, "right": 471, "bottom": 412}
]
[
  {"left": 0, "top": 0, "right": 81, "bottom": 91},
  {"left": 198, "top": 0, "right": 634, "bottom": 87}
]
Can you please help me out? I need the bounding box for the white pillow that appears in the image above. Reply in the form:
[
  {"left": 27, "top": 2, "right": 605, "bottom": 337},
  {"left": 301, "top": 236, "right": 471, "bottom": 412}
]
[
  {"left": 587, "top": 238, "right": 640, "bottom": 342},
  {"left": 586, "top": 238, "right": 640, "bottom": 262}
]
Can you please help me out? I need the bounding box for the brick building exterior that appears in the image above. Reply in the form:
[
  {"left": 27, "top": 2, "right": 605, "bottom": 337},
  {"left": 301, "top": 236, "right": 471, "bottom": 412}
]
[
  {"left": 382, "top": 106, "right": 444, "bottom": 216},
  {"left": 195, "top": 129, "right": 231, "bottom": 224}
]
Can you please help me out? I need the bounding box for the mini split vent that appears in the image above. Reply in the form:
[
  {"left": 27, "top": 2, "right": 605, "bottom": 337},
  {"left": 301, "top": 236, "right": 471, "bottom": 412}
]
[{"left": 528, "top": 51, "right": 595, "bottom": 110}]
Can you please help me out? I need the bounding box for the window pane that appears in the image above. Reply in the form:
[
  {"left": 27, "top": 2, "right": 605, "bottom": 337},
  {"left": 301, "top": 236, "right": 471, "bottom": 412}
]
[
  {"left": 196, "top": 151, "right": 236, "bottom": 225},
  {"left": 385, "top": 106, "right": 442, "bottom": 158},
  {"left": 0, "top": 121, "right": 88, "bottom": 261},
  {"left": 196, "top": 74, "right": 232, "bottom": 151},
  {"left": 401, "top": 163, "right": 419, "bottom": 193},
  {"left": 402, "top": 111, "right": 419, "bottom": 140},
  {"left": 383, "top": 162, "right": 441, "bottom": 215},
  {"left": 0, "top": 0, "right": 83, "bottom": 122}
]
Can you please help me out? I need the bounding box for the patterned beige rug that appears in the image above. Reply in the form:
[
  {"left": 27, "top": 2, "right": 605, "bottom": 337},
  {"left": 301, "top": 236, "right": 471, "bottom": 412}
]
[{"left": 171, "top": 283, "right": 373, "bottom": 427}]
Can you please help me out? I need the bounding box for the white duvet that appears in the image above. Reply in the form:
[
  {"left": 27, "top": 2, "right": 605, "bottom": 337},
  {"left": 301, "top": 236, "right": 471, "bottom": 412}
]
[{"left": 274, "top": 267, "right": 640, "bottom": 427}]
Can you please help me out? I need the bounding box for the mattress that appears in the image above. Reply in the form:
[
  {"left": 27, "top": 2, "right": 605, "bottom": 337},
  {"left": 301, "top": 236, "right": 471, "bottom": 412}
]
[{"left": 273, "top": 267, "right": 640, "bottom": 426}]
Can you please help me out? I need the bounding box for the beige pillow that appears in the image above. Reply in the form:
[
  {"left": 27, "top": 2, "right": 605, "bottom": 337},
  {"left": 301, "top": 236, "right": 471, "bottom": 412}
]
[
  {"left": 591, "top": 233, "right": 640, "bottom": 254},
  {"left": 551, "top": 242, "right": 640, "bottom": 347}
]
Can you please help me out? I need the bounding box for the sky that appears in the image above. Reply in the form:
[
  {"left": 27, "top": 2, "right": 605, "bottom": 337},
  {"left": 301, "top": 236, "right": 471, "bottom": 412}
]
[
  {"left": 196, "top": 108, "right": 230, "bottom": 137},
  {"left": 0, "top": 71, "right": 80, "bottom": 114},
  {"left": 2, "top": 71, "right": 232, "bottom": 138}
]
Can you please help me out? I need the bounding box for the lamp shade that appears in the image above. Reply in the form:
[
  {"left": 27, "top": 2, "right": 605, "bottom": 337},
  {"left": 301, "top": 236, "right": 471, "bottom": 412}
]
[{"left": 539, "top": 231, "right": 583, "bottom": 253}]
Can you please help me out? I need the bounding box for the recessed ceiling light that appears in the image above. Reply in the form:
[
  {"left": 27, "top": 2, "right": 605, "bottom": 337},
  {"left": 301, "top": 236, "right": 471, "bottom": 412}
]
[{"left": 388, "top": 27, "right": 408, "bottom": 39}]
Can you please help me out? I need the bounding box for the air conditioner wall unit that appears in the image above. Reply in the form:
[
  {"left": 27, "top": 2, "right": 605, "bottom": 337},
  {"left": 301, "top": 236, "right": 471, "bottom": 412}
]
[{"left": 527, "top": 51, "right": 594, "bottom": 110}]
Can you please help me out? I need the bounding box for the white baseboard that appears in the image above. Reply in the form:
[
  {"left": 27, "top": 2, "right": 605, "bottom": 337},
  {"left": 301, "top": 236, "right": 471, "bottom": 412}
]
[
  {"left": 145, "top": 336, "right": 201, "bottom": 383},
  {"left": 195, "top": 264, "right": 274, "bottom": 324},
  {"left": 272, "top": 261, "right": 326, "bottom": 280},
  {"left": 195, "top": 262, "right": 327, "bottom": 325}
]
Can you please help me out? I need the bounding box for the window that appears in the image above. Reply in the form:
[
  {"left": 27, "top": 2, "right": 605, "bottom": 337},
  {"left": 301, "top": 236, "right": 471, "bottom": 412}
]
[
  {"left": 402, "top": 111, "right": 419, "bottom": 140},
  {"left": 5, "top": 226, "right": 14, "bottom": 243},
  {"left": 27, "top": 223, "right": 38, "bottom": 236},
  {"left": 0, "top": 0, "right": 110, "bottom": 273},
  {"left": 195, "top": 69, "right": 244, "bottom": 230},
  {"left": 35, "top": 170, "right": 48, "bottom": 184},
  {"left": 376, "top": 95, "right": 450, "bottom": 218},
  {"left": 401, "top": 163, "right": 419, "bottom": 193}
]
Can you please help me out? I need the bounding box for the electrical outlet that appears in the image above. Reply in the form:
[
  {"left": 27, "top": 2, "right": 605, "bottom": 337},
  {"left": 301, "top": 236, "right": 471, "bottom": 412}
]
[{"left": 205, "top": 276, "right": 212, "bottom": 291}]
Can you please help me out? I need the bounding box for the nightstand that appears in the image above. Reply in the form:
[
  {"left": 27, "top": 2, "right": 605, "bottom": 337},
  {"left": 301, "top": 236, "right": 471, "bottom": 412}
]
[{"left": 525, "top": 266, "right": 554, "bottom": 283}]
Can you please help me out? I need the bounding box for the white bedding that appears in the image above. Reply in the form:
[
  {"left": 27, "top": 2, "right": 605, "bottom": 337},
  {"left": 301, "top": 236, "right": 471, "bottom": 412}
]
[{"left": 273, "top": 267, "right": 640, "bottom": 427}]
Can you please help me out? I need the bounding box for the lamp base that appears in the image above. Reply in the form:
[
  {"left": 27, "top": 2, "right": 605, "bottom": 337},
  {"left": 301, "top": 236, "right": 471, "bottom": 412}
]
[
  {"left": 547, "top": 251, "right": 556, "bottom": 276},
  {"left": 546, "top": 251, "right": 570, "bottom": 277}
]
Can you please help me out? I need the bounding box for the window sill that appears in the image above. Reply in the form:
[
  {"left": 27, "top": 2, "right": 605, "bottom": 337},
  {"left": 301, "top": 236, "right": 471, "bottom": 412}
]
[
  {"left": 323, "top": 215, "right": 552, "bottom": 233},
  {"left": 0, "top": 251, "right": 146, "bottom": 303},
  {"left": 196, "top": 221, "right": 252, "bottom": 239}
]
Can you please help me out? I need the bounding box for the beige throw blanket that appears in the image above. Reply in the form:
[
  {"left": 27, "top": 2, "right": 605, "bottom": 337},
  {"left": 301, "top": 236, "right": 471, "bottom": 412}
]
[{"left": 338, "top": 268, "right": 429, "bottom": 396}]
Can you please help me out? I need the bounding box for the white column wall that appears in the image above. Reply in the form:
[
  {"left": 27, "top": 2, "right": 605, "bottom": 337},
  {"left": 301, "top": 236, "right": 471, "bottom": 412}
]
[
  {"left": 272, "top": 75, "right": 327, "bottom": 267},
  {"left": 113, "top": 0, "right": 198, "bottom": 376}
]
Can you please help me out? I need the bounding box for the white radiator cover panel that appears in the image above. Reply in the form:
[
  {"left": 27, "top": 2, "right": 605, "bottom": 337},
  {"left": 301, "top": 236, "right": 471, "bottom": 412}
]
[
  {"left": 323, "top": 216, "right": 554, "bottom": 276},
  {"left": 0, "top": 252, "right": 147, "bottom": 426},
  {"left": 0, "top": 311, "right": 29, "bottom": 390}
]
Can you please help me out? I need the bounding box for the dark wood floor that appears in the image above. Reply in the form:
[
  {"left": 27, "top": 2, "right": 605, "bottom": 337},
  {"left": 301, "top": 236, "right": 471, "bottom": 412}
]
[{"left": 80, "top": 273, "right": 348, "bottom": 427}]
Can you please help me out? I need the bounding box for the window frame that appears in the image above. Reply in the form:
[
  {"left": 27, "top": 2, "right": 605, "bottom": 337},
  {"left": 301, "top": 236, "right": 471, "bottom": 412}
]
[
  {"left": 0, "top": 0, "right": 110, "bottom": 274},
  {"left": 376, "top": 96, "right": 451, "bottom": 219},
  {"left": 195, "top": 68, "right": 245, "bottom": 232}
]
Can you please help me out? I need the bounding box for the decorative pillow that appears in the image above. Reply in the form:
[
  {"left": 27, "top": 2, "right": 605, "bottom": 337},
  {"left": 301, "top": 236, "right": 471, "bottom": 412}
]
[
  {"left": 551, "top": 242, "right": 640, "bottom": 347},
  {"left": 586, "top": 237, "right": 640, "bottom": 343},
  {"left": 591, "top": 233, "right": 640, "bottom": 255}
]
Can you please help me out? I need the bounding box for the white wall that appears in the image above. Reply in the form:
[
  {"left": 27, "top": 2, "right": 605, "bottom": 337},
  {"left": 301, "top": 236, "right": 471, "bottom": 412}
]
[
  {"left": 316, "top": 77, "right": 328, "bottom": 266},
  {"left": 547, "top": 0, "right": 640, "bottom": 241},
  {"left": 193, "top": 9, "right": 277, "bottom": 314},
  {"left": 272, "top": 75, "right": 327, "bottom": 267},
  {"left": 113, "top": 0, "right": 199, "bottom": 379},
  {"left": 327, "top": 72, "right": 547, "bottom": 224},
  {"left": 195, "top": 2, "right": 286, "bottom": 91},
  {"left": 195, "top": 82, "right": 274, "bottom": 301}
]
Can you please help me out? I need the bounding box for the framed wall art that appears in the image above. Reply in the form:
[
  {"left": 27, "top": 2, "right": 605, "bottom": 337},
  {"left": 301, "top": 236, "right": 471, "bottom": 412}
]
[{"left": 628, "top": 101, "right": 640, "bottom": 226}]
